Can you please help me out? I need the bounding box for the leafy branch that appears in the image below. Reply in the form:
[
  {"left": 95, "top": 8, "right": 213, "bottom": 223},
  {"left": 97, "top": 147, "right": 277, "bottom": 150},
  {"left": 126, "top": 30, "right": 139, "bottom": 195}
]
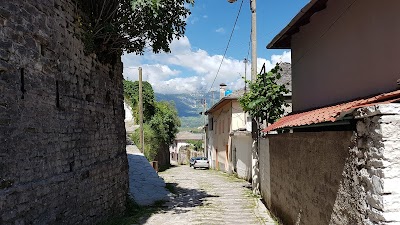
[
  {"left": 75, "top": 0, "right": 194, "bottom": 62},
  {"left": 239, "top": 63, "right": 289, "bottom": 125}
]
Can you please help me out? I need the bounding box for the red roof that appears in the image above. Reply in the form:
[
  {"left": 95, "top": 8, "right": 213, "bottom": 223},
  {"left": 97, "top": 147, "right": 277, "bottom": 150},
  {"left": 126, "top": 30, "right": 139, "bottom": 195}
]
[{"left": 263, "top": 90, "right": 400, "bottom": 132}]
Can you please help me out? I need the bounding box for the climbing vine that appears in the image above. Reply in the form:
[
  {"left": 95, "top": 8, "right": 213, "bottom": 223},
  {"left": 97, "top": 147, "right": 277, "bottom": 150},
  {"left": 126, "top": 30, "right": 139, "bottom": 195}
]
[{"left": 239, "top": 63, "right": 289, "bottom": 125}]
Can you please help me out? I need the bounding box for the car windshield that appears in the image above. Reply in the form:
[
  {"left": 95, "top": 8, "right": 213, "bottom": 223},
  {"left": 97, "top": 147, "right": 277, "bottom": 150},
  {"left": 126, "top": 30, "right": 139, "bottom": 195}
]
[{"left": 195, "top": 157, "right": 207, "bottom": 160}]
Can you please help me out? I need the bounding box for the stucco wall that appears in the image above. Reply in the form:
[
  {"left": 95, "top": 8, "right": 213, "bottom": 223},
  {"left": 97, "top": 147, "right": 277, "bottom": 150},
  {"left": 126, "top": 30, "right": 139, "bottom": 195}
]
[
  {"left": 232, "top": 133, "right": 252, "bottom": 181},
  {"left": 291, "top": 0, "right": 400, "bottom": 111},
  {"left": 206, "top": 100, "right": 247, "bottom": 172},
  {"left": 231, "top": 101, "right": 247, "bottom": 131},
  {"left": 260, "top": 131, "right": 353, "bottom": 225},
  {"left": 260, "top": 104, "right": 400, "bottom": 225},
  {"left": 0, "top": 1, "right": 128, "bottom": 224}
]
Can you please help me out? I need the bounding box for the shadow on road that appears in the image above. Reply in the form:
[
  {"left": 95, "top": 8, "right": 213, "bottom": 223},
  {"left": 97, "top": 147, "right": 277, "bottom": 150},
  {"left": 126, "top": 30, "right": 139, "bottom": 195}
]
[{"left": 100, "top": 181, "right": 219, "bottom": 225}]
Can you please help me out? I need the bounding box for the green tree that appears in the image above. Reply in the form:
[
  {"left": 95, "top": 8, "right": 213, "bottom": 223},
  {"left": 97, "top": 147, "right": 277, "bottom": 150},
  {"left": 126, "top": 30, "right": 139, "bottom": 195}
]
[
  {"left": 76, "top": 0, "right": 194, "bottom": 60},
  {"left": 123, "top": 80, "right": 156, "bottom": 123},
  {"left": 239, "top": 63, "right": 289, "bottom": 124},
  {"left": 130, "top": 124, "right": 158, "bottom": 161},
  {"left": 187, "top": 140, "right": 203, "bottom": 151},
  {"left": 149, "top": 101, "right": 181, "bottom": 146}
]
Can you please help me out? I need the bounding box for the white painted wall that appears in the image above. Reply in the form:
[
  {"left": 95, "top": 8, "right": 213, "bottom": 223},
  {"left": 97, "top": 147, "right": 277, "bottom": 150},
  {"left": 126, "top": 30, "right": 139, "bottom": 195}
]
[
  {"left": 232, "top": 134, "right": 252, "bottom": 181},
  {"left": 124, "top": 102, "right": 133, "bottom": 122}
]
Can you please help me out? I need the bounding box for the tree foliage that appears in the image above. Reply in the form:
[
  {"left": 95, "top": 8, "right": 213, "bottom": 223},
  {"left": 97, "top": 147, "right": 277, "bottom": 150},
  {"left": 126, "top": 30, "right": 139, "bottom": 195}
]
[
  {"left": 126, "top": 81, "right": 181, "bottom": 161},
  {"left": 76, "top": 0, "right": 194, "bottom": 60},
  {"left": 149, "top": 101, "right": 181, "bottom": 147},
  {"left": 123, "top": 80, "right": 156, "bottom": 123},
  {"left": 130, "top": 123, "right": 158, "bottom": 161},
  {"left": 239, "top": 64, "right": 289, "bottom": 124},
  {"left": 187, "top": 140, "right": 203, "bottom": 151}
]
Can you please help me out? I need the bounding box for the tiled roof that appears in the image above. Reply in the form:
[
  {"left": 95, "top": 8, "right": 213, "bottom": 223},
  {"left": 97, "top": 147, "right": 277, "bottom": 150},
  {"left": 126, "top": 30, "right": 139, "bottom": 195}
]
[{"left": 263, "top": 90, "right": 400, "bottom": 132}]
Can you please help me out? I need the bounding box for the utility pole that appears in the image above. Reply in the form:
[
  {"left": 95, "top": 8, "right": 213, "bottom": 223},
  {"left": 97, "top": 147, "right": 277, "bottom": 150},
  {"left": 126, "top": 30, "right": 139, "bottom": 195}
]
[
  {"left": 228, "top": 0, "right": 259, "bottom": 194},
  {"left": 212, "top": 90, "right": 215, "bottom": 106},
  {"left": 250, "top": 0, "right": 260, "bottom": 195},
  {"left": 138, "top": 67, "right": 144, "bottom": 155},
  {"left": 244, "top": 58, "right": 248, "bottom": 92},
  {"left": 203, "top": 99, "right": 207, "bottom": 158}
]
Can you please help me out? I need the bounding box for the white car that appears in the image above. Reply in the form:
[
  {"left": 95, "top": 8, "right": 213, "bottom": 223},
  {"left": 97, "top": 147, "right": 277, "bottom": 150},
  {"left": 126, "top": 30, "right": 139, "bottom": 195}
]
[{"left": 193, "top": 157, "right": 209, "bottom": 169}]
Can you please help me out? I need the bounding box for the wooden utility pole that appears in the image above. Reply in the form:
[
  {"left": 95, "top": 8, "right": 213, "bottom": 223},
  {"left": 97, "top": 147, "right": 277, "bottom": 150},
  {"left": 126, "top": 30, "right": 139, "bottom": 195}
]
[
  {"left": 138, "top": 67, "right": 144, "bottom": 154},
  {"left": 203, "top": 98, "right": 207, "bottom": 158}
]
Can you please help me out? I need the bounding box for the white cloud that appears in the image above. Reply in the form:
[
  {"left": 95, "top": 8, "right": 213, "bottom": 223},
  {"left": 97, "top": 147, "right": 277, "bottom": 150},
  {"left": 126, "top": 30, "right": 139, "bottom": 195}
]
[
  {"left": 215, "top": 27, "right": 225, "bottom": 33},
  {"left": 203, "top": 15, "right": 208, "bottom": 19},
  {"left": 122, "top": 36, "right": 291, "bottom": 94}
]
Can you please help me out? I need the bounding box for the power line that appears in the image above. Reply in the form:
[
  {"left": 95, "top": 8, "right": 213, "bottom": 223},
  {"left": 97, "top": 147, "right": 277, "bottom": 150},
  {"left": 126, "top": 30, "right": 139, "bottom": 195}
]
[{"left": 207, "top": 0, "right": 244, "bottom": 94}]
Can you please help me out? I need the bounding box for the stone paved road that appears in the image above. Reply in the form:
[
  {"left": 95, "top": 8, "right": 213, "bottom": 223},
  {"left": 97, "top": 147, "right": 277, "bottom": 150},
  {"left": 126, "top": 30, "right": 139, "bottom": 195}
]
[{"left": 137, "top": 164, "right": 276, "bottom": 225}]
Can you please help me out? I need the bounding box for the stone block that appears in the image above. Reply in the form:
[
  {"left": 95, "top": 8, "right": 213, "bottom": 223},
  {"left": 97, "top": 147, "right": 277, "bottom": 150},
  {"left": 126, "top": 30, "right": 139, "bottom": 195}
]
[{"left": 0, "top": 0, "right": 127, "bottom": 224}]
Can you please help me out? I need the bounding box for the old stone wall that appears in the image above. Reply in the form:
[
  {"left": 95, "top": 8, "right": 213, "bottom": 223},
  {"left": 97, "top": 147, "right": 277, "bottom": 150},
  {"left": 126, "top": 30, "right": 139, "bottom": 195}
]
[
  {"left": 0, "top": 0, "right": 128, "bottom": 224},
  {"left": 347, "top": 104, "right": 400, "bottom": 224},
  {"left": 260, "top": 104, "right": 400, "bottom": 225}
]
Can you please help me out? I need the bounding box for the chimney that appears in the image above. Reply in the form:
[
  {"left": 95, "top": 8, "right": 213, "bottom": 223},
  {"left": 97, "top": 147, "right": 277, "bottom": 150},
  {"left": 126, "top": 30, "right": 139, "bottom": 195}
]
[{"left": 219, "top": 83, "right": 227, "bottom": 99}]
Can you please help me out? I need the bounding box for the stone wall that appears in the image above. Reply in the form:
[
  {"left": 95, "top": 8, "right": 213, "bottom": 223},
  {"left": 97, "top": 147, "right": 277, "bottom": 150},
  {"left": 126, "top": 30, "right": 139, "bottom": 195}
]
[
  {"left": 0, "top": 1, "right": 128, "bottom": 224},
  {"left": 260, "top": 131, "right": 353, "bottom": 225},
  {"left": 259, "top": 103, "right": 400, "bottom": 225},
  {"left": 347, "top": 104, "right": 400, "bottom": 224}
]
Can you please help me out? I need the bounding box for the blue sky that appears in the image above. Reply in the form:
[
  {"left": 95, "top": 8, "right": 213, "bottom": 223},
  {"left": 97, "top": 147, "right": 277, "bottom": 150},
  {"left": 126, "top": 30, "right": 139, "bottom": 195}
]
[{"left": 122, "top": 0, "right": 309, "bottom": 94}]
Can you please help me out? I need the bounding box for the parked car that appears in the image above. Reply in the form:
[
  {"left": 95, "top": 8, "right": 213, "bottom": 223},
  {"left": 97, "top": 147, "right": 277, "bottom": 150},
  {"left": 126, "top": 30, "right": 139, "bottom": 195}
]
[
  {"left": 192, "top": 157, "right": 209, "bottom": 169},
  {"left": 189, "top": 157, "right": 196, "bottom": 167}
]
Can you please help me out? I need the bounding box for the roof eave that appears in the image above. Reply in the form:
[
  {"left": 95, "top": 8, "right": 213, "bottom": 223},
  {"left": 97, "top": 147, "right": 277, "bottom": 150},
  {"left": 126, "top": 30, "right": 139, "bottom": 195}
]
[
  {"left": 267, "top": 0, "right": 328, "bottom": 49},
  {"left": 205, "top": 96, "right": 238, "bottom": 115}
]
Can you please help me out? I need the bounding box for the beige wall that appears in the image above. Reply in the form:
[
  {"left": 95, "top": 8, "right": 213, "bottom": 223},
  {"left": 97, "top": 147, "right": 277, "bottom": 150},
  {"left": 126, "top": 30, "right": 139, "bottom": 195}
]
[
  {"left": 207, "top": 100, "right": 247, "bottom": 172},
  {"left": 231, "top": 101, "right": 247, "bottom": 131},
  {"left": 291, "top": 0, "right": 400, "bottom": 112}
]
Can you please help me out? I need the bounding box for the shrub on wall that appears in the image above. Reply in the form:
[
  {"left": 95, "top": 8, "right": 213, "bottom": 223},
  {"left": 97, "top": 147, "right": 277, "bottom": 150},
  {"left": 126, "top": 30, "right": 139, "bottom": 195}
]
[{"left": 75, "top": 0, "right": 194, "bottom": 61}]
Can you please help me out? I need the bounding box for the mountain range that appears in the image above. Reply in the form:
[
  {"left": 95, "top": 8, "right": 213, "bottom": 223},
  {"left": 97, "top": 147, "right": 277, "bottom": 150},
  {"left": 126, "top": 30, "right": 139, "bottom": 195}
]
[{"left": 155, "top": 92, "right": 216, "bottom": 128}]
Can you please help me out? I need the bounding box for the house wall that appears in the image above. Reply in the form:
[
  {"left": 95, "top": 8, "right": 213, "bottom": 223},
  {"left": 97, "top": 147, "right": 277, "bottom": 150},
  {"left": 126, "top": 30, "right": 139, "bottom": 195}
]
[
  {"left": 232, "top": 134, "right": 252, "bottom": 181},
  {"left": 231, "top": 101, "right": 247, "bottom": 131},
  {"left": 260, "top": 131, "right": 353, "bottom": 225},
  {"left": 124, "top": 101, "right": 133, "bottom": 122},
  {"left": 291, "top": 0, "right": 400, "bottom": 112},
  {"left": 206, "top": 100, "right": 247, "bottom": 172},
  {"left": 210, "top": 104, "right": 231, "bottom": 171},
  {"left": 259, "top": 104, "right": 400, "bottom": 225},
  {"left": 0, "top": 1, "right": 128, "bottom": 224}
]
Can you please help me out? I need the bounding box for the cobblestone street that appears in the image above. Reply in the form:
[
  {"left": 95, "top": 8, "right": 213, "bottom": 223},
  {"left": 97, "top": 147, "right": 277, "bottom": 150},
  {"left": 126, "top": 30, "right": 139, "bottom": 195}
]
[{"left": 136, "top": 164, "right": 276, "bottom": 225}]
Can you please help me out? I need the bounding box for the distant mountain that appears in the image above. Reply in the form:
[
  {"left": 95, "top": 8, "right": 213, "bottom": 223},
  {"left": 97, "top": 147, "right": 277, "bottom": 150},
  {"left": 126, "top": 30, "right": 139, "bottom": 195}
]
[
  {"left": 155, "top": 92, "right": 215, "bottom": 117},
  {"left": 155, "top": 92, "right": 218, "bottom": 128}
]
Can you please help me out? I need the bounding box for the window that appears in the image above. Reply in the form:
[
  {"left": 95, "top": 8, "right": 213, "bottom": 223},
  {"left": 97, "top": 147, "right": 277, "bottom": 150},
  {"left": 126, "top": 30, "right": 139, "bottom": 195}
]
[{"left": 209, "top": 118, "right": 213, "bottom": 130}]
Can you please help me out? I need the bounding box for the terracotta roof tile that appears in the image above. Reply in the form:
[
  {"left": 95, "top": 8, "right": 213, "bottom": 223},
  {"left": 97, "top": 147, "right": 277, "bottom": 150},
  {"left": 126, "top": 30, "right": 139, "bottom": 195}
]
[{"left": 263, "top": 90, "right": 400, "bottom": 132}]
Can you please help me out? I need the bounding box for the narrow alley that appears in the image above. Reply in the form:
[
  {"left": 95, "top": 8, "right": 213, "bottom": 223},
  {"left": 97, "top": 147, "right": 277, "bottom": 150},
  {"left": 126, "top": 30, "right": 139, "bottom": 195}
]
[{"left": 133, "top": 163, "right": 276, "bottom": 225}]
